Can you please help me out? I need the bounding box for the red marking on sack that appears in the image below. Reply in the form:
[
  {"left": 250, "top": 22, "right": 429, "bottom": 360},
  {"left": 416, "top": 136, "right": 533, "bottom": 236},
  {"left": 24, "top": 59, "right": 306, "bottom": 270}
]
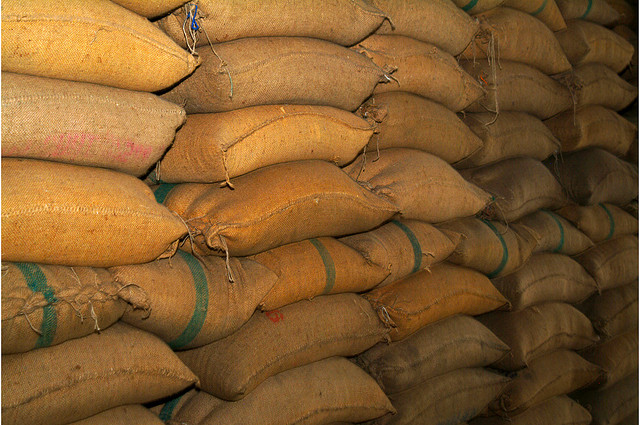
[
  {"left": 265, "top": 310, "right": 284, "bottom": 323},
  {"left": 40, "top": 132, "right": 154, "bottom": 162}
]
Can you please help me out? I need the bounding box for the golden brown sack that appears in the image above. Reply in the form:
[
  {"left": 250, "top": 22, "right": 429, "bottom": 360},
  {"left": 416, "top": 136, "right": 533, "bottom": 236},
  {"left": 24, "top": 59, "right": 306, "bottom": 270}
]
[
  {"left": 556, "top": 203, "right": 638, "bottom": 243},
  {"left": 556, "top": 0, "right": 620, "bottom": 26},
  {"left": 503, "top": 0, "right": 567, "bottom": 31},
  {"left": 515, "top": 210, "right": 594, "bottom": 255}
]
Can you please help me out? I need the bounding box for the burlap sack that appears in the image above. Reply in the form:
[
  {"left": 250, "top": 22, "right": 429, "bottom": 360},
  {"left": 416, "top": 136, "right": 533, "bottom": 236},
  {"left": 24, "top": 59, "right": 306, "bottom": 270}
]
[
  {"left": 1, "top": 323, "right": 198, "bottom": 425},
  {"left": 150, "top": 390, "right": 224, "bottom": 425},
  {"left": 67, "top": 405, "right": 165, "bottom": 425},
  {"left": 604, "top": 0, "right": 634, "bottom": 25},
  {"left": 252, "top": 237, "right": 388, "bottom": 311},
  {"left": 580, "top": 282, "right": 638, "bottom": 338},
  {"left": 469, "top": 396, "right": 592, "bottom": 425},
  {"left": 515, "top": 210, "right": 594, "bottom": 255},
  {"left": 438, "top": 218, "right": 539, "bottom": 278},
  {"left": 363, "top": 263, "right": 509, "bottom": 341},
  {"left": 357, "top": 92, "right": 482, "bottom": 163},
  {"left": 108, "top": 0, "right": 187, "bottom": 18},
  {"left": 491, "top": 253, "right": 598, "bottom": 311},
  {"left": 556, "top": 0, "right": 620, "bottom": 25},
  {"left": 356, "top": 315, "right": 510, "bottom": 394},
  {"left": 461, "top": 7, "right": 570, "bottom": 74},
  {"left": 2, "top": 262, "right": 125, "bottom": 354},
  {"left": 581, "top": 331, "right": 638, "bottom": 389},
  {"left": 502, "top": 0, "right": 567, "bottom": 31},
  {"left": 462, "top": 60, "right": 573, "bottom": 119},
  {"left": 456, "top": 112, "right": 560, "bottom": 169},
  {"left": 157, "top": 0, "right": 387, "bottom": 47},
  {"left": 156, "top": 105, "right": 372, "bottom": 183},
  {"left": 177, "top": 294, "right": 388, "bottom": 400},
  {"left": 344, "top": 148, "right": 492, "bottom": 223},
  {"left": 1, "top": 158, "right": 186, "bottom": 267},
  {"left": 573, "top": 375, "right": 638, "bottom": 425},
  {"left": 453, "top": 0, "right": 505, "bottom": 14},
  {"left": 161, "top": 38, "right": 385, "bottom": 113},
  {"left": 352, "top": 35, "right": 484, "bottom": 112},
  {"left": 556, "top": 203, "right": 639, "bottom": 243},
  {"left": 1, "top": 0, "right": 198, "bottom": 92},
  {"left": 613, "top": 25, "right": 639, "bottom": 84},
  {"left": 340, "top": 219, "right": 459, "bottom": 287},
  {"left": 618, "top": 412, "right": 640, "bottom": 425},
  {"left": 575, "top": 235, "right": 639, "bottom": 291},
  {"left": 571, "top": 63, "right": 638, "bottom": 111},
  {"left": 478, "top": 302, "right": 599, "bottom": 371},
  {"left": 1, "top": 72, "right": 185, "bottom": 177}
]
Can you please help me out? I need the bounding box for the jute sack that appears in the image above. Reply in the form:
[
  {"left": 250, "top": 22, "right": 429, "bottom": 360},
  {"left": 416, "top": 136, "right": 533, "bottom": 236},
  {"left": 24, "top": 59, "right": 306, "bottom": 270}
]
[
  {"left": 580, "top": 282, "right": 638, "bottom": 338},
  {"left": 573, "top": 375, "right": 638, "bottom": 425},
  {"left": 1, "top": 323, "right": 198, "bottom": 425},
  {"left": 356, "top": 315, "right": 510, "bottom": 394},
  {"left": 363, "top": 263, "right": 509, "bottom": 341},
  {"left": 461, "top": 7, "right": 571, "bottom": 74},
  {"left": 177, "top": 294, "right": 388, "bottom": 400},
  {"left": 581, "top": 331, "right": 638, "bottom": 389},
  {"left": 544, "top": 105, "right": 637, "bottom": 156},
  {"left": 1, "top": 158, "right": 186, "bottom": 267},
  {"left": 456, "top": 112, "right": 560, "bottom": 169},
  {"left": 453, "top": 0, "right": 505, "bottom": 14},
  {"left": 111, "top": 252, "right": 278, "bottom": 350},
  {"left": 67, "top": 405, "right": 165, "bottom": 425},
  {"left": 556, "top": 203, "right": 639, "bottom": 243},
  {"left": 461, "top": 60, "right": 573, "bottom": 119},
  {"left": 156, "top": 105, "right": 373, "bottom": 183},
  {"left": 574, "top": 235, "right": 639, "bottom": 291},
  {"left": 344, "top": 148, "right": 492, "bottom": 223},
  {"left": 1, "top": 0, "right": 198, "bottom": 92},
  {"left": 613, "top": 25, "right": 639, "bottom": 84},
  {"left": 151, "top": 390, "right": 223, "bottom": 425},
  {"left": 556, "top": 0, "right": 621, "bottom": 25},
  {"left": 371, "top": 368, "right": 510, "bottom": 425},
  {"left": 515, "top": 209, "right": 594, "bottom": 255},
  {"left": 604, "top": 0, "right": 635, "bottom": 25},
  {"left": 1, "top": 72, "right": 186, "bottom": 177},
  {"left": 2, "top": 262, "right": 125, "bottom": 355},
  {"left": 252, "top": 237, "right": 389, "bottom": 311},
  {"left": 371, "top": 0, "right": 478, "bottom": 55},
  {"left": 491, "top": 350, "right": 602, "bottom": 416},
  {"left": 357, "top": 92, "right": 483, "bottom": 163},
  {"left": 461, "top": 157, "right": 568, "bottom": 222},
  {"left": 437, "top": 218, "right": 539, "bottom": 278},
  {"left": 157, "top": 0, "right": 387, "bottom": 47},
  {"left": 161, "top": 38, "right": 385, "bottom": 113},
  {"left": 571, "top": 63, "right": 638, "bottom": 111},
  {"left": 352, "top": 35, "right": 484, "bottom": 112},
  {"left": 502, "top": 0, "right": 567, "bottom": 31},
  {"left": 545, "top": 148, "right": 638, "bottom": 206},
  {"left": 108, "top": 0, "right": 187, "bottom": 18},
  {"left": 340, "top": 219, "right": 459, "bottom": 288},
  {"left": 160, "top": 160, "right": 398, "bottom": 257},
  {"left": 469, "top": 396, "right": 592, "bottom": 425},
  {"left": 479, "top": 302, "right": 599, "bottom": 371},
  {"left": 618, "top": 412, "right": 640, "bottom": 425}
]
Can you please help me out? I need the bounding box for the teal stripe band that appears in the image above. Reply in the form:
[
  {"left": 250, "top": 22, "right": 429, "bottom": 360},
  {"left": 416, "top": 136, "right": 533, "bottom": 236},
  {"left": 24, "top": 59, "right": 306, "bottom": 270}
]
[
  {"left": 158, "top": 393, "right": 184, "bottom": 421},
  {"left": 599, "top": 203, "right": 616, "bottom": 240},
  {"left": 168, "top": 251, "right": 209, "bottom": 350},
  {"left": 581, "top": 0, "right": 593, "bottom": 18},
  {"left": 15, "top": 263, "right": 58, "bottom": 348},
  {"left": 154, "top": 183, "right": 177, "bottom": 204},
  {"left": 462, "top": 0, "right": 479, "bottom": 12},
  {"left": 479, "top": 219, "right": 509, "bottom": 278},
  {"left": 531, "top": 0, "right": 549, "bottom": 16},
  {"left": 390, "top": 220, "right": 423, "bottom": 274},
  {"left": 541, "top": 210, "right": 565, "bottom": 253},
  {"left": 310, "top": 238, "right": 337, "bottom": 295}
]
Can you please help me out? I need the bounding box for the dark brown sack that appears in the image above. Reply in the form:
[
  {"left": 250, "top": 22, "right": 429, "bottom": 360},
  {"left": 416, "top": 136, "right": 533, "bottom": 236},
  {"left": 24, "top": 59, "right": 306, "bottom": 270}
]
[
  {"left": 573, "top": 375, "right": 638, "bottom": 425},
  {"left": 502, "top": 0, "right": 567, "bottom": 31},
  {"left": 66, "top": 405, "right": 165, "bottom": 425},
  {"left": 556, "top": 0, "right": 620, "bottom": 25},
  {"left": 581, "top": 331, "right": 638, "bottom": 389},
  {"left": 556, "top": 203, "right": 639, "bottom": 243},
  {"left": 580, "top": 282, "right": 639, "bottom": 338},
  {"left": 515, "top": 209, "right": 594, "bottom": 255},
  {"left": 469, "top": 396, "right": 592, "bottom": 425},
  {"left": 571, "top": 63, "right": 638, "bottom": 111},
  {"left": 574, "top": 235, "right": 639, "bottom": 291},
  {"left": 604, "top": 0, "right": 635, "bottom": 25}
]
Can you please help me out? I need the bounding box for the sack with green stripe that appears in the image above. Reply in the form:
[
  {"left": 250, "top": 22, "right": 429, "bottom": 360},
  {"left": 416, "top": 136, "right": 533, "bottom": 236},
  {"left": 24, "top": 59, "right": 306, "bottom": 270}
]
[
  {"left": 579, "top": 282, "right": 638, "bottom": 338},
  {"left": 574, "top": 235, "right": 639, "bottom": 291},
  {"left": 556, "top": 203, "right": 638, "bottom": 243},
  {"left": 516, "top": 209, "right": 594, "bottom": 255},
  {"left": 502, "top": 0, "right": 567, "bottom": 31},
  {"left": 452, "top": 0, "right": 505, "bottom": 15},
  {"left": 1, "top": 262, "right": 126, "bottom": 354},
  {"left": 111, "top": 252, "right": 277, "bottom": 350},
  {"left": 556, "top": 0, "right": 620, "bottom": 25},
  {"left": 149, "top": 389, "right": 221, "bottom": 424},
  {"left": 67, "top": 405, "right": 165, "bottom": 425}
]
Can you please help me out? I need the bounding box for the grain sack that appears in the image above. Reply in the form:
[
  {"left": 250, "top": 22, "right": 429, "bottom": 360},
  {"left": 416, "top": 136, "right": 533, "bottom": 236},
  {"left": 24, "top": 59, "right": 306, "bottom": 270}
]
[
  {"left": 545, "top": 148, "right": 638, "bottom": 206},
  {"left": 363, "top": 263, "right": 509, "bottom": 341},
  {"left": 352, "top": 35, "right": 484, "bottom": 112},
  {"left": 574, "top": 375, "right": 638, "bottom": 425},
  {"left": 344, "top": 148, "right": 492, "bottom": 223},
  {"left": 469, "top": 396, "right": 592, "bottom": 425},
  {"left": 604, "top": 0, "right": 635, "bottom": 25},
  {"left": 580, "top": 283, "right": 638, "bottom": 338},
  {"left": 556, "top": 0, "right": 621, "bottom": 25},
  {"left": 253, "top": 237, "right": 388, "bottom": 311},
  {"left": 2, "top": 262, "right": 125, "bottom": 354},
  {"left": 1, "top": 73, "right": 186, "bottom": 177},
  {"left": 491, "top": 350, "right": 602, "bottom": 416},
  {"left": 1, "top": 0, "right": 198, "bottom": 92},
  {"left": 461, "top": 157, "right": 568, "bottom": 222},
  {"left": 556, "top": 203, "right": 639, "bottom": 243},
  {"left": 462, "top": 60, "right": 573, "bottom": 119},
  {"left": 544, "top": 105, "right": 637, "bottom": 156},
  {"left": 108, "top": 0, "right": 187, "bottom": 18},
  {"left": 160, "top": 38, "right": 384, "bottom": 113},
  {"left": 478, "top": 302, "right": 599, "bottom": 371},
  {"left": 1, "top": 158, "right": 186, "bottom": 267},
  {"left": 461, "top": 7, "right": 571, "bottom": 74},
  {"left": 571, "top": 63, "right": 638, "bottom": 111},
  {"left": 160, "top": 160, "right": 398, "bottom": 257},
  {"left": 67, "top": 405, "right": 165, "bottom": 425},
  {"left": 151, "top": 390, "right": 224, "bottom": 425},
  {"left": 1, "top": 323, "right": 197, "bottom": 425},
  {"left": 340, "top": 219, "right": 459, "bottom": 287},
  {"left": 619, "top": 412, "right": 640, "bottom": 425},
  {"left": 371, "top": 0, "right": 478, "bottom": 55},
  {"left": 575, "top": 235, "right": 639, "bottom": 291},
  {"left": 157, "top": 0, "right": 387, "bottom": 47},
  {"left": 156, "top": 105, "right": 372, "bottom": 183},
  {"left": 515, "top": 210, "right": 594, "bottom": 255},
  {"left": 491, "top": 253, "right": 598, "bottom": 311},
  {"left": 613, "top": 25, "right": 639, "bottom": 84},
  {"left": 581, "top": 331, "right": 638, "bottom": 389},
  {"left": 502, "top": 0, "right": 567, "bottom": 31},
  {"left": 371, "top": 368, "right": 510, "bottom": 425},
  {"left": 456, "top": 112, "right": 560, "bottom": 169},
  {"left": 453, "top": 0, "right": 506, "bottom": 14},
  {"left": 356, "top": 315, "right": 510, "bottom": 394},
  {"left": 438, "top": 218, "right": 539, "bottom": 278},
  {"left": 357, "top": 92, "right": 483, "bottom": 163},
  {"left": 177, "top": 294, "right": 388, "bottom": 400}
]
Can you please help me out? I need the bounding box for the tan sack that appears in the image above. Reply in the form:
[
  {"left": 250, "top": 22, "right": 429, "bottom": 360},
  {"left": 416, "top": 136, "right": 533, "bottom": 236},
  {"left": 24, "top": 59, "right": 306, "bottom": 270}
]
[
  {"left": 580, "top": 282, "right": 638, "bottom": 338},
  {"left": 574, "top": 235, "right": 639, "bottom": 291},
  {"left": 573, "top": 375, "right": 638, "bottom": 425},
  {"left": 571, "top": 63, "right": 638, "bottom": 111},
  {"left": 515, "top": 209, "right": 594, "bottom": 255},
  {"left": 468, "top": 396, "right": 592, "bottom": 425},
  {"left": 556, "top": 0, "right": 620, "bottom": 26},
  {"left": 453, "top": 0, "right": 506, "bottom": 15},
  {"left": 556, "top": 203, "right": 638, "bottom": 243},
  {"left": 581, "top": 331, "right": 638, "bottom": 389},
  {"left": 67, "top": 405, "right": 165, "bottom": 425},
  {"left": 502, "top": 0, "right": 567, "bottom": 31}
]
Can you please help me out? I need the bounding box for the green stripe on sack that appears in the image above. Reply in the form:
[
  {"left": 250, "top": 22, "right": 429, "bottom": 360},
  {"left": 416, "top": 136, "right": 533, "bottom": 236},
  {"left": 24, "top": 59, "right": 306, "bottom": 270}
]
[
  {"left": 310, "top": 238, "right": 337, "bottom": 295},
  {"left": 168, "top": 251, "right": 209, "bottom": 350},
  {"left": 531, "top": 0, "right": 549, "bottom": 15},
  {"left": 541, "top": 210, "right": 565, "bottom": 253},
  {"left": 479, "top": 219, "right": 509, "bottom": 278},
  {"left": 599, "top": 203, "right": 616, "bottom": 240},
  {"left": 391, "top": 220, "right": 423, "bottom": 274},
  {"left": 462, "top": 0, "right": 479, "bottom": 12},
  {"left": 158, "top": 393, "right": 184, "bottom": 421},
  {"left": 581, "top": 0, "right": 593, "bottom": 18},
  {"left": 153, "top": 183, "right": 177, "bottom": 204},
  {"left": 15, "top": 263, "right": 58, "bottom": 348}
]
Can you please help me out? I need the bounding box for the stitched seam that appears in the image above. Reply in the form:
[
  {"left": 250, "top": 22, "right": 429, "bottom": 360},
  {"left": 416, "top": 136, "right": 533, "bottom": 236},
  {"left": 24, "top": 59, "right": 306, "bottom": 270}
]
[
  {"left": 378, "top": 290, "right": 506, "bottom": 317},
  {"left": 2, "top": 204, "right": 171, "bottom": 220}
]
